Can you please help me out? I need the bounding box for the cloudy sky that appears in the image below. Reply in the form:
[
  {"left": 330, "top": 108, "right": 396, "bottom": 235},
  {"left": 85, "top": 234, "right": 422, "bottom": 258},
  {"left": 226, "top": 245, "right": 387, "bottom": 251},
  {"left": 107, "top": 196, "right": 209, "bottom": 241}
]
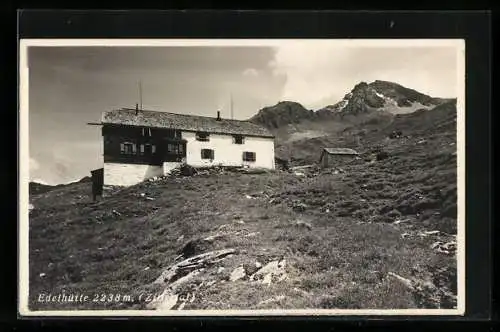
[{"left": 27, "top": 41, "right": 461, "bottom": 184}]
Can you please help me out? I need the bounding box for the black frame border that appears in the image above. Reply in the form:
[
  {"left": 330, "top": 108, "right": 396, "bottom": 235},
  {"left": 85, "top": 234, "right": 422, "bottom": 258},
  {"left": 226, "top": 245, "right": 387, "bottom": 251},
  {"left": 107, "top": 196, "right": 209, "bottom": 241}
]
[{"left": 11, "top": 9, "right": 493, "bottom": 329}]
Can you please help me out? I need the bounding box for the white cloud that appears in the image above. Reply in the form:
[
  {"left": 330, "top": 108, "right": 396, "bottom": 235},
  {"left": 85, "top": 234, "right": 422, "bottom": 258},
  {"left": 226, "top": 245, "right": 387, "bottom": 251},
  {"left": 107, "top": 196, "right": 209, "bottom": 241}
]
[
  {"left": 242, "top": 68, "right": 259, "bottom": 77},
  {"left": 269, "top": 43, "right": 460, "bottom": 109},
  {"left": 28, "top": 141, "right": 102, "bottom": 186},
  {"left": 29, "top": 157, "right": 39, "bottom": 172}
]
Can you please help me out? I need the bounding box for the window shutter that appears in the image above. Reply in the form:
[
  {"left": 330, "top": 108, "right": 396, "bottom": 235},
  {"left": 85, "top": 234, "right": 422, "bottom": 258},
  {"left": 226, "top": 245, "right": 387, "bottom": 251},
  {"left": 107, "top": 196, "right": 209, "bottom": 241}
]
[
  {"left": 196, "top": 132, "right": 210, "bottom": 141},
  {"left": 201, "top": 149, "right": 214, "bottom": 160},
  {"left": 233, "top": 135, "right": 244, "bottom": 144},
  {"left": 243, "top": 151, "right": 256, "bottom": 161}
]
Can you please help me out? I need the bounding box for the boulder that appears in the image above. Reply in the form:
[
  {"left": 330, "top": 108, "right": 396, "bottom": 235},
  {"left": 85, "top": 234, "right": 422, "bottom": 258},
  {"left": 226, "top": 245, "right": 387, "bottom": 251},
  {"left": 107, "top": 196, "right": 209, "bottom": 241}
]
[
  {"left": 294, "top": 220, "right": 313, "bottom": 230},
  {"left": 376, "top": 151, "right": 389, "bottom": 161},
  {"left": 292, "top": 202, "right": 308, "bottom": 212},
  {"left": 179, "top": 164, "right": 197, "bottom": 176},
  {"left": 230, "top": 266, "right": 246, "bottom": 281},
  {"left": 389, "top": 130, "right": 403, "bottom": 139}
]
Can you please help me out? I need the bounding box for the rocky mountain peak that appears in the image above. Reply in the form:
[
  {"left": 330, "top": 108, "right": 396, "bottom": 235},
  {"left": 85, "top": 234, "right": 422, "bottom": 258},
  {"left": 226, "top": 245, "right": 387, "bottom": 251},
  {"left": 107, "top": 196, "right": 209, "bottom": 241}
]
[
  {"left": 317, "top": 80, "right": 452, "bottom": 118},
  {"left": 249, "top": 80, "right": 453, "bottom": 130},
  {"left": 249, "top": 101, "right": 316, "bottom": 129}
]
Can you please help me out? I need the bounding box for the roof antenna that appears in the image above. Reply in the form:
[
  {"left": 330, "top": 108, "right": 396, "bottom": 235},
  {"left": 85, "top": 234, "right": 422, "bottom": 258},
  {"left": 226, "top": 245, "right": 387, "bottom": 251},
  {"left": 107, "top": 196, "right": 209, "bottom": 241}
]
[
  {"left": 138, "top": 80, "right": 143, "bottom": 110},
  {"left": 230, "top": 92, "right": 234, "bottom": 120}
]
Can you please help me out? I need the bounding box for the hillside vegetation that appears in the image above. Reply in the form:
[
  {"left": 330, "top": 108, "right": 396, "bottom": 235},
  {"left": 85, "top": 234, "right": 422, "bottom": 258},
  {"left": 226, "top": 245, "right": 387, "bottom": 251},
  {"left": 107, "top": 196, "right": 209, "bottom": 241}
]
[
  {"left": 277, "top": 100, "right": 456, "bottom": 165},
  {"left": 250, "top": 80, "right": 454, "bottom": 160},
  {"left": 28, "top": 81, "right": 458, "bottom": 311}
]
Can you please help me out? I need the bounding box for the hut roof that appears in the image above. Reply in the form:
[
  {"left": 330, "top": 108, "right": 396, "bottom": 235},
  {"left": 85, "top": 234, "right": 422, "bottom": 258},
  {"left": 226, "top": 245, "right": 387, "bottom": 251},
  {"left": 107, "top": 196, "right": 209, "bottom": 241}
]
[
  {"left": 99, "top": 108, "right": 274, "bottom": 138},
  {"left": 322, "top": 147, "right": 359, "bottom": 155}
]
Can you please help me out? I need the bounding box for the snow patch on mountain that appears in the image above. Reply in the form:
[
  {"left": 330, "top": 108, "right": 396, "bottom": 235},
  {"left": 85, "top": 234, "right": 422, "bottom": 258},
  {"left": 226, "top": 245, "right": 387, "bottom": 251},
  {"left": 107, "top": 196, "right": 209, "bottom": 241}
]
[
  {"left": 373, "top": 91, "right": 434, "bottom": 114},
  {"left": 385, "top": 101, "right": 434, "bottom": 115},
  {"left": 374, "top": 91, "right": 398, "bottom": 107},
  {"left": 336, "top": 99, "right": 349, "bottom": 112},
  {"left": 287, "top": 130, "right": 329, "bottom": 142}
]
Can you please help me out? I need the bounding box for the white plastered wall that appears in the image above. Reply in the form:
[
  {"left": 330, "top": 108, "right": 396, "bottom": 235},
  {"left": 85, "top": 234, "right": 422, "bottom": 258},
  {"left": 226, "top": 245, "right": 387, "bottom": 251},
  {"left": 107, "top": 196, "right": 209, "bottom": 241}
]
[
  {"left": 103, "top": 162, "right": 163, "bottom": 186},
  {"left": 182, "top": 132, "right": 275, "bottom": 169}
]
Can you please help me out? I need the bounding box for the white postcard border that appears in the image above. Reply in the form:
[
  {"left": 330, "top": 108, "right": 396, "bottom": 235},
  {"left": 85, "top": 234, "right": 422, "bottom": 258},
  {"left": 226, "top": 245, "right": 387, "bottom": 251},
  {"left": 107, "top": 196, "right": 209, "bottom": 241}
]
[{"left": 18, "top": 38, "right": 466, "bottom": 317}]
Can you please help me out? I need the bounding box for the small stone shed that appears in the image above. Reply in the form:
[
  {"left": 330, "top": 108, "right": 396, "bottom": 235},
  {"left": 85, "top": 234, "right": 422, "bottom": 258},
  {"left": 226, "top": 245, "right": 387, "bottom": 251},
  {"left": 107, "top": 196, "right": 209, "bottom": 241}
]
[{"left": 319, "top": 148, "right": 359, "bottom": 168}]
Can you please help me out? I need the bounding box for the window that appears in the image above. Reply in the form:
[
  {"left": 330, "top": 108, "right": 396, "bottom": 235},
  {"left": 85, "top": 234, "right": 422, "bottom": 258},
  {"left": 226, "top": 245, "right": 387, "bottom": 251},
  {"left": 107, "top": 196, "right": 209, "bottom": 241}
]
[
  {"left": 167, "top": 143, "right": 184, "bottom": 155},
  {"left": 233, "top": 135, "right": 244, "bottom": 144},
  {"left": 120, "top": 142, "right": 136, "bottom": 155},
  {"left": 167, "top": 143, "right": 178, "bottom": 154},
  {"left": 142, "top": 128, "right": 152, "bottom": 137},
  {"left": 243, "top": 151, "right": 256, "bottom": 162},
  {"left": 201, "top": 149, "right": 214, "bottom": 160},
  {"left": 196, "top": 132, "right": 210, "bottom": 142},
  {"left": 139, "top": 143, "right": 156, "bottom": 155}
]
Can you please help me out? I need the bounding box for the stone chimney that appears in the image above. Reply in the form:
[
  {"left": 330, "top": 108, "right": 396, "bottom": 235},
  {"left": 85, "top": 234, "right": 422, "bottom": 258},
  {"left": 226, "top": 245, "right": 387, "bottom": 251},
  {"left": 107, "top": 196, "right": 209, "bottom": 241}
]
[{"left": 216, "top": 110, "right": 221, "bottom": 121}]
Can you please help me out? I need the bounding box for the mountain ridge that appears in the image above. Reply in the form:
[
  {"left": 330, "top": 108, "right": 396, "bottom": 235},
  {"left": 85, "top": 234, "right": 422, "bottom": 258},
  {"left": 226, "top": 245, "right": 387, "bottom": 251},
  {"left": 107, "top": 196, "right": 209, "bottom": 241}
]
[
  {"left": 30, "top": 176, "right": 92, "bottom": 195},
  {"left": 249, "top": 80, "right": 454, "bottom": 132}
]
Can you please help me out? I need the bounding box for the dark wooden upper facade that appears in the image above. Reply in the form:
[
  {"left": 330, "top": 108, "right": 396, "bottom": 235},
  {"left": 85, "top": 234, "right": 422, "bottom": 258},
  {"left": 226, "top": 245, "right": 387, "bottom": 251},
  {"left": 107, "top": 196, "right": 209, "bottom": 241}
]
[{"left": 102, "top": 124, "right": 186, "bottom": 165}]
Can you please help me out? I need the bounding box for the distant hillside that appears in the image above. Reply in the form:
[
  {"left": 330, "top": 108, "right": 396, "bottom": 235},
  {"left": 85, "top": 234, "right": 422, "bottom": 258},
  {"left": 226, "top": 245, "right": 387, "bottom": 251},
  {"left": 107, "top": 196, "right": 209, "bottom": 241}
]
[
  {"left": 276, "top": 100, "right": 457, "bottom": 164},
  {"left": 249, "top": 80, "right": 452, "bottom": 147},
  {"left": 29, "top": 182, "right": 55, "bottom": 195},
  {"left": 29, "top": 176, "right": 92, "bottom": 196},
  {"left": 387, "top": 99, "right": 457, "bottom": 136}
]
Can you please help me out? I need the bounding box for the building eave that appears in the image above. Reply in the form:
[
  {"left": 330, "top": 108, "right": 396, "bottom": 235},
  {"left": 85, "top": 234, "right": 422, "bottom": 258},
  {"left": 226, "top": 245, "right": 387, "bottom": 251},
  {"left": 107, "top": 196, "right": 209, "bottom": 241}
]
[{"left": 100, "top": 122, "right": 275, "bottom": 139}]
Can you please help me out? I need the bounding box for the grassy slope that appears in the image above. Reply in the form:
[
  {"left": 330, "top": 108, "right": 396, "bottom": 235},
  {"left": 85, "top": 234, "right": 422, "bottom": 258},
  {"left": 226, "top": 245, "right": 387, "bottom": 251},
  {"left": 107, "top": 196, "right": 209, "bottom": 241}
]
[
  {"left": 275, "top": 110, "right": 395, "bottom": 163},
  {"left": 277, "top": 101, "right": 456, "bottom": 165},
  {"left": 28, "top": 102, "right": 457, "bottom": 311}
]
